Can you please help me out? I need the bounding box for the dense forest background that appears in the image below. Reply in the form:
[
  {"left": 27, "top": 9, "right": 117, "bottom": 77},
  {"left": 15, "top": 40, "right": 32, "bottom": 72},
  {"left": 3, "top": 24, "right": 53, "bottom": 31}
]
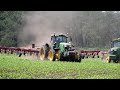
[{"left": 0, "top": 11, "right": 120, "bottom": 49}]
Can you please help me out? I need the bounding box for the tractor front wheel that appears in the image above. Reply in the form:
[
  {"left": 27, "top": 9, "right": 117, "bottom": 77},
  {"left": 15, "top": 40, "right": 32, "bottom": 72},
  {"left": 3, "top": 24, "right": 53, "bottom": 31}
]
[
  {"left": 106, "top": 56, "right": 111, "bottom": 63},
  {"left": 55, "top": 51, "right": 61, "bottom": 61},
  {"left": 48, "top": 50, "right": 55, "bottom": 61}
]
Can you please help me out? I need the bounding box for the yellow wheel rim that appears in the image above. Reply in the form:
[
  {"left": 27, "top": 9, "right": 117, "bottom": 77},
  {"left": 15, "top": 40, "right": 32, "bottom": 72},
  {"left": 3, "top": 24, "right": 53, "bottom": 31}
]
[
  {"left": 106, "top": 56, "right": 110, "bottom": 63},
  {"left": 40, "top": 48, "right": 45, "bottom": 60},
  {"left": 75, "top": 52, "right": 79, "bottom": 60},
  {"left": 48, "top": 50, "right": 54, "bottom": 61},
  {"left": 55, "top": 51, "right": 60, "bottom": 61}
]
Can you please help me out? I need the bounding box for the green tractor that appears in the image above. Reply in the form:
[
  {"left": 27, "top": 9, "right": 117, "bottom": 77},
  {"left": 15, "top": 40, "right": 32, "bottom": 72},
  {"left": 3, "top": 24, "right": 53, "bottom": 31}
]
[
  {"left": 40, "top": 33, "right": 81, "bottom": 62},
  {"left": 106, "top": 38, "right": 120, "bottom": 63}
]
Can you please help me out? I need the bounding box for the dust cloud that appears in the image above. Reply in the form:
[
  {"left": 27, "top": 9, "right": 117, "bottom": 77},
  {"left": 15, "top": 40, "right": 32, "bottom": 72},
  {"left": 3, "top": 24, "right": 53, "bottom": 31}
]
[{"left": 19, "top": 11, "right": 76, "bottom": 47}]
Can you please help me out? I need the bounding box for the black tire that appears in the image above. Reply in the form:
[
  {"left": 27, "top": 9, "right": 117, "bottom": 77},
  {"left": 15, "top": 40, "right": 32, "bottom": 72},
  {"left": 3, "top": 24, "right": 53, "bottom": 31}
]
[
  {"left": 86, "top": 56, "right": 88, "bottom": 58},
  {"left": 60, "top": 52, "right": 64, "bottom": 61},
  {"left": 68, "top": 55, "right": 75, "bottom": 62},
  {"left": 79, "top": 57, "right": 81, "bottom": 62},
  {"left": 92, "top": 55, "right": 95, "bottom": 58},
  {"left": 19, "top": 53, "right": 22, "bottom": 57},
  {"left": 75, "top": 58, "right": 81, "bottom": 62},
  {"left": 82, "top": 55, "right": 85, "bottom": 59},
  {"left": 97, "top": 56, "right": 99, "bottom": 58},
  {"left": 75, "top": 52, "right": 81, "bottom": 62},
  {"left": 114, "top": 60, "right": 119, "bottom": 63}
]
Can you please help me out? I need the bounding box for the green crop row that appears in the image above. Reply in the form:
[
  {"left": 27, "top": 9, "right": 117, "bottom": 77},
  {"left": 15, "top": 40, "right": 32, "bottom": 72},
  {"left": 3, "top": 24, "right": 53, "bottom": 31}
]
[{"left": 0, "top": 54, "right": 120, "bottom": 79}]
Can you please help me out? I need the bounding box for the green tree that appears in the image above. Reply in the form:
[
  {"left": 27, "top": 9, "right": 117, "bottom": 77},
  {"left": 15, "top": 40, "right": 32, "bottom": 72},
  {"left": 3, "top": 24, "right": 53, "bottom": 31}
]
[{"left": 0, "top": 11, "right": 24, "bottom": 47}]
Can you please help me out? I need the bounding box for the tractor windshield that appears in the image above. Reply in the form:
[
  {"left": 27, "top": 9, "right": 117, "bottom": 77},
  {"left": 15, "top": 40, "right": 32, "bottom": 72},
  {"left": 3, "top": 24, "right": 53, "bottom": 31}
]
[
  {"left": 56, "top": 36, "right": 67, "bottom": 43},
  {"left": 112, "top": 41, "right": 120, "bottom": 47},
  {"left": 51, "top": 35, "right": 68, "bottom": 44}
]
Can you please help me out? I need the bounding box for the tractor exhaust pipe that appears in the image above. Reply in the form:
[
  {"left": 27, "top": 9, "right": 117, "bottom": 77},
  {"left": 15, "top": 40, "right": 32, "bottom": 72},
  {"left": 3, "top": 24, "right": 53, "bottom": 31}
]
[{"left": 32, "top": 44, "right": 35, "bottom": 48}]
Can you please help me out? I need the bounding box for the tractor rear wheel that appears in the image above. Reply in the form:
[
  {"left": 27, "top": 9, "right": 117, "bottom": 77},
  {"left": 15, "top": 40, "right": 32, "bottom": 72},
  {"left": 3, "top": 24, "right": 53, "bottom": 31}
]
[
  {"left": 40, "top": 47, "right": 46, "bottom": 60},
  {"left": 40, "top": 45, "right": 49, "bottom": 60},
  {"left": 114, "top": 60, "right": 119, "bottom": 63},
  {"left": 75, "top": 52, "right": 81, "bottom": 62}
]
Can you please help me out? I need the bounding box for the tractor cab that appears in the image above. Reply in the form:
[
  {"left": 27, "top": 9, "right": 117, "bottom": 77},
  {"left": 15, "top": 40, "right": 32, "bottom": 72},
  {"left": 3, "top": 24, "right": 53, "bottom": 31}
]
[
  {"left": 106, "top": 38, "right": 120, "bottom": 63},
  {"left": 51, "top": 34, "right": 68, "bottom": 44},
  {"left": 109, "top": 38, "right": 120, "bottom": 56},
  {"left": 50, "top": 34, "right": 69, "bottom": 49},
  {"left": 111, "top": 38, "right": 120, "bottom": 48}
]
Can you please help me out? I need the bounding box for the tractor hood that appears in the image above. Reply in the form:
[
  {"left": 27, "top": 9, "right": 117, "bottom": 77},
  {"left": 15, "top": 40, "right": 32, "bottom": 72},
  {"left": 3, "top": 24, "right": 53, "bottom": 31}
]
[
  {"left": 60, "top": 42, "right": 71, "bottom": 47},
  {"left": 109, "top": 47, "right": 120, "bottom": 55},
  {"left": 110, "top": 47, "right": 120, "bottom": 51},
  {"left": 59, "top": 42, "right": 73, "bottom": 52}
]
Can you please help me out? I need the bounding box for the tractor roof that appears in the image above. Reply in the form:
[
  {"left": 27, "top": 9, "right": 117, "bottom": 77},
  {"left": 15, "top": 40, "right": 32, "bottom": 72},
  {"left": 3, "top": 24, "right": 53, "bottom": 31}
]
[{"left": 51, "top": 34, "right": 68, "bottom": 38}]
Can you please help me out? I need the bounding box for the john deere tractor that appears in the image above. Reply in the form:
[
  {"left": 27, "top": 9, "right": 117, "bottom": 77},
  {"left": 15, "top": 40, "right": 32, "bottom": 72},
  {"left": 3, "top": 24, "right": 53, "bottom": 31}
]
[
  {"left": 40, "top": 33, "right": 81, "bottom": 62},
  {"left": 106, "top": 38, "right": 120, "bottom": 63}
]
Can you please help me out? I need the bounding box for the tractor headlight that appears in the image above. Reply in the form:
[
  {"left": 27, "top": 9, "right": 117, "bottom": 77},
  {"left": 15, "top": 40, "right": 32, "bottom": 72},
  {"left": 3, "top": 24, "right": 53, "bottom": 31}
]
[
  {"left": 110, "top": 49, "right": 117, "bottom": 52},
  {"left": 109, "top": 49, "right": 117, "bottom": 54}
]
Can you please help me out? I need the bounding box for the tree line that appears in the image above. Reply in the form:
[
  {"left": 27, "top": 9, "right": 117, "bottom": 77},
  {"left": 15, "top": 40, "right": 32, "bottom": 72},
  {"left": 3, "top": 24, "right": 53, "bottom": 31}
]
[
  {"left": 0, "top": 11, "right": 120, "bottom": 49},
  {"left": 0, "top": 11, "right": 24, "bottom": 47},
  {"left": 66, "top": 11, "right": 120, "bottom": 49}
]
